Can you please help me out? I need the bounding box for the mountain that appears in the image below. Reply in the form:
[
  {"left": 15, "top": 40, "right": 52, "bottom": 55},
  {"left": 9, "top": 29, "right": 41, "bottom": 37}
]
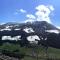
[
  {"left": 0, "top": 21, "right": 60, "bottom": 48},
  {"left": 0, "top": 21, "right": 58, "bottom": 30},
  {"left": 0, "top": 21, "right": 59, "bottom": 35}
]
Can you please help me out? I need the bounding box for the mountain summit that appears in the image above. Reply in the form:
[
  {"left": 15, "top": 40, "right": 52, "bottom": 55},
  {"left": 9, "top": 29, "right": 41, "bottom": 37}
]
[{"left": 0, "top": 21, "right": 60, "bottom": 48}]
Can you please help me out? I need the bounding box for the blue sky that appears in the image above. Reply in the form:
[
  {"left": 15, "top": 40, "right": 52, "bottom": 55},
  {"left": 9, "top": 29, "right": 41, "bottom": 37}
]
[{"left": 0, "top": 0, "right": 60, "bottom": 27}]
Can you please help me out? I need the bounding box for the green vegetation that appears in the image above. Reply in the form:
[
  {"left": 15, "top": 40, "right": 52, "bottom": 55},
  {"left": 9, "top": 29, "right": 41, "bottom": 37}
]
[{"left": 0, "top": 43, "right": 60, "bottom": 60}]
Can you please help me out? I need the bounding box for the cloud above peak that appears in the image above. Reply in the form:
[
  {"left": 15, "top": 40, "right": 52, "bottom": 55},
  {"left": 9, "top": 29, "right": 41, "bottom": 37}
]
[
  {"left": 35, "top": 5, "right": 54, "bottom": 23},
  {"left": 25, "top": 4, "right": 54, "bottom": 23},
  {"left": 20, "top": 9, "right": 27, "bottom": 13},
  {"left": 26, "top": 14, "right": 36, "bottom": 19}
]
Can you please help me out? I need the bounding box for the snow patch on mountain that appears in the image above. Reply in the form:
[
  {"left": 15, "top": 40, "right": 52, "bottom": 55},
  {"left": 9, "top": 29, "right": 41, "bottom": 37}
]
[
  {"left": 23, "top": 27, "right": 35, "bottom": 33},
  {"left": 45, "top": 30, "right": 60, "bottom": 34}
]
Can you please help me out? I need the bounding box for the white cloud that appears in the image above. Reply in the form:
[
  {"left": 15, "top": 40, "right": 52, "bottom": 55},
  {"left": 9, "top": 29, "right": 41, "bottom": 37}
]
[
  {"left": 35, "top": 5, "right": 54, "bottom": 23},
  {"left": 26, "top": 14, "right": 36, "bottom": 19},
  {"left": 49, "top": 5, "right": 54, "bottom": 11},
  {"left": 25, "top": 14, "right": 36, "bottom": 23},
  {"left": 24, "top": 19, "right": 35, "bottom": 23},
  {"left": 25, "top": 5, "right": 54, "bottom": 23},
  {"left": 14, "top": 9, "right": 27, "bottom": 15},
  {"left": 20, "top": 9, "right": 27, "bottom": 13}
]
